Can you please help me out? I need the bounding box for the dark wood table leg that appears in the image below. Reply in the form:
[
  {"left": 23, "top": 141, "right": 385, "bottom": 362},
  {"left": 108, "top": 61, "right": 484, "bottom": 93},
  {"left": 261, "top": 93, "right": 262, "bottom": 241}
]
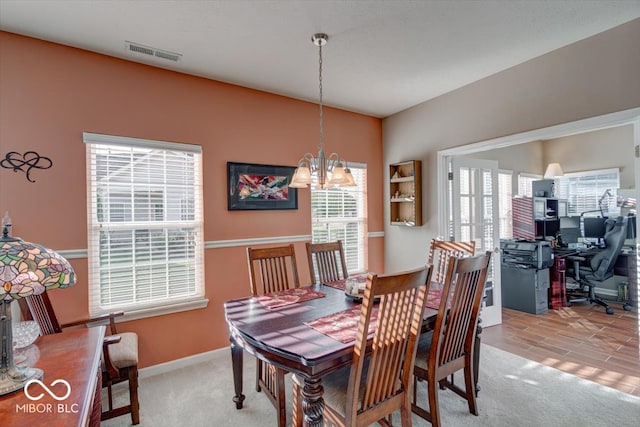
[
  {"left": 230, "top": 336, "right": 245, "bottom": 409},
  {"left": 301, "top": 376, "right": 324, "bottom": 427}
]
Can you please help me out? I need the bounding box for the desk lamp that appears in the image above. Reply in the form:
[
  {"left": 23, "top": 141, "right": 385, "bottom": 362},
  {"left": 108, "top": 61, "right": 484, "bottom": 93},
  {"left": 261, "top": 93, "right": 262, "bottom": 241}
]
[{"left": 0, "top": 213, "right": 76, "bottom": 395}]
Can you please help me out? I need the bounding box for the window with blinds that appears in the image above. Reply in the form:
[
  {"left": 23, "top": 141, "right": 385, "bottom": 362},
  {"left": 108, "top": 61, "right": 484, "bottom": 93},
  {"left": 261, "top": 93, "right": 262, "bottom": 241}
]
[
  {"left": 311, "top": 165, "right": 367, "bottom": 274},
  {"left": 498, "top": 170, "right": 513, "bottom": 239},
  {"left": 517, "top": 173, "right": 542, "bottom": 196},
  {"left": 84, "top": 133, "right": 204, "bottom": 316},
  {"left": 554, "top": 168, "right": 620, "bottom": 216}
]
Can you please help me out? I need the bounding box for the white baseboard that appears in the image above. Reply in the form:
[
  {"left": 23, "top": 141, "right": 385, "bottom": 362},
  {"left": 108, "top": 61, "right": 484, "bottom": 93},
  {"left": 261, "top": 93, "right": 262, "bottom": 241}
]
[{"left": 139, "top": 346, "right": 231, "bottom": 379}]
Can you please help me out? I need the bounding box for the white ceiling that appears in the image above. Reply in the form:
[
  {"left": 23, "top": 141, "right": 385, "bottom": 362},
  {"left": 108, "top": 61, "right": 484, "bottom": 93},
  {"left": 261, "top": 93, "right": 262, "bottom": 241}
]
[{"left": 1, "top": 1, "right": 639, "bottom": 118}]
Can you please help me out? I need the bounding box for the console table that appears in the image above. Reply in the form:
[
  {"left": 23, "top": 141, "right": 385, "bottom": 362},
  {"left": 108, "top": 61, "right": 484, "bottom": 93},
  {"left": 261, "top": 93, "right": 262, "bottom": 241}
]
[{"left": 0, "top": 326, "right": 105, "bottom": 427}]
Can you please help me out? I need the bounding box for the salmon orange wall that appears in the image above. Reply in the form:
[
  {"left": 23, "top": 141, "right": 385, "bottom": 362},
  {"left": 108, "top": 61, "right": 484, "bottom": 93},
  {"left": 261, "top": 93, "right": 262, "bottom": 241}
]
[{"left": 0, "top": 32, "right": 384, "bottom": 367}]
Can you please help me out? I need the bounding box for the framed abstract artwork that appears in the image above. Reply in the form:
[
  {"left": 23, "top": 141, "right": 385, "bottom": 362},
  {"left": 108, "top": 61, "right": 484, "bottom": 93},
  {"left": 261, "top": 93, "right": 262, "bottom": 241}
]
[{"left": 227, "top": 162, "right": 298, "bottom": 210}]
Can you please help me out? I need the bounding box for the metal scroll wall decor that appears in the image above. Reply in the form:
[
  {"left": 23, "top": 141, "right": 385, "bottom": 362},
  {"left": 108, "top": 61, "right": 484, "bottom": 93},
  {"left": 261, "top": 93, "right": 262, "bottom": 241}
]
[{"left": 0, "top": 151, "right": 53, "bottom": 182}]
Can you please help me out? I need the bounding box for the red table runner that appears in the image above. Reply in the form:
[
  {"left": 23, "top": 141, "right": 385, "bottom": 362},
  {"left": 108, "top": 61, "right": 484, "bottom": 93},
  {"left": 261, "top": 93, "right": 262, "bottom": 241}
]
[
  {"left": 426, "top": 288, "right": 443, "bottom": 310},
  {"left": 323, "top": 279, "right": 346, "bottom": 290},
  {"left": 305, "top": 305, "right": 378, "bottom": 343},
  {"left": 324, "top": 279, "right": 444, "bottom": 310},
  {"left": 256, "top": 288, "right": 325, "bottom": 310}
]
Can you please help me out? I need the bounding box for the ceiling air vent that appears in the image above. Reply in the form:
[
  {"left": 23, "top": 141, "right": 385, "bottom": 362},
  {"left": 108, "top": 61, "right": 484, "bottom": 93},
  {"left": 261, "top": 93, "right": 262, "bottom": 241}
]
[{"left": 124, "top": 41, "right": 181, "bottom": 62}]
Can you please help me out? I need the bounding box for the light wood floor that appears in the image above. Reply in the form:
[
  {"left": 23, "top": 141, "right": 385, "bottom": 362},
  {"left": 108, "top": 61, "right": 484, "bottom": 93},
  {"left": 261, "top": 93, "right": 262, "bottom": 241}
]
[{"left": 482, "top": 302, "right": 640, "bottom": 397}]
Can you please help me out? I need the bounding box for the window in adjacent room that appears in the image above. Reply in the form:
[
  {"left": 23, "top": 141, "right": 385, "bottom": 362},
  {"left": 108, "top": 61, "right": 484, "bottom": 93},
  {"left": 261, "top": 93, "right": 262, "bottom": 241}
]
[
  {"left": 554, "top": 168, "right": 620, "bottom": 216},
  {"left": 498, "top": 170, "right": 513, "bottom": 239},
  {"left": 311, "top": 163, "right": 367, "bottom": 274},
  {"left": 517, "top": 172, "right": 542, "bottom": 196},
  {"left": 84, "top": 133, "right": 204, "bottom": 317}
]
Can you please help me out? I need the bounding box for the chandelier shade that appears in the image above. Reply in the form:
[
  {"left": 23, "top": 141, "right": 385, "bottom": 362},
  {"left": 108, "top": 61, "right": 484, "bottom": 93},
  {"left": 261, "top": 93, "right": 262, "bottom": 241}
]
[{"left": 290, "top": 33, "right": 356, "bottom": 190}]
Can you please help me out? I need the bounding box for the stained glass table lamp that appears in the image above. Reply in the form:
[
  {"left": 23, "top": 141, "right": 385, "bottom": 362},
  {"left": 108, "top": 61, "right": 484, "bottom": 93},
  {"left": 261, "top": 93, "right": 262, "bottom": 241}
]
[{"left": 0, "top": 213, "right": 76, "bottom": 395}]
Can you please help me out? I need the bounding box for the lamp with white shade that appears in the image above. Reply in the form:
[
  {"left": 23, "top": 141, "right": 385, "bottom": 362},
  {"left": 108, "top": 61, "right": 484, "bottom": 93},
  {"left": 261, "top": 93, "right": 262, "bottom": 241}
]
[{"left": 544, "top": 163, "right": 564, "bottom": 179}]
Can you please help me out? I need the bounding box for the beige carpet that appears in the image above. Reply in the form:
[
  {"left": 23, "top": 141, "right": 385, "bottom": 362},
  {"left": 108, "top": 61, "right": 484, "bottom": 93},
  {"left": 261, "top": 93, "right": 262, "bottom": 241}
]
[{"left": 102, "top": 344, "right": 640, "bottom": 426}]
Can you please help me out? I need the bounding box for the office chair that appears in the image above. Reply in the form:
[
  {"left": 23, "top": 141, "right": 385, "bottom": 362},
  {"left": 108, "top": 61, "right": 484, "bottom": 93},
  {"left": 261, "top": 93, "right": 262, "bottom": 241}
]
[{"left": 566, "top": 216, "right": 629, "bottom": 315}]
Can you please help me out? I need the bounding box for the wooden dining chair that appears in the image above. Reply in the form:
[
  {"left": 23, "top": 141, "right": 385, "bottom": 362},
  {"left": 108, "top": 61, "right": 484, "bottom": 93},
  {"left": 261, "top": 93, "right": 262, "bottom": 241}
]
[
  {"left": 292, "top": 265, "right": 433, "bottom": 427},
  {"left": 305, "top": 240, "right": 349, "bottom": 284},
  {"left": 411, "top": 251, "right": 492, "bottom": 427},
  {"left": 246, "top": 243, "right": 300, "bottom": 427},
  {"left": 428, "top": 238, "right": 476, "bottom": 283},
  {"left": 19, "top": 291, "right": 140, "bottom": 425}
]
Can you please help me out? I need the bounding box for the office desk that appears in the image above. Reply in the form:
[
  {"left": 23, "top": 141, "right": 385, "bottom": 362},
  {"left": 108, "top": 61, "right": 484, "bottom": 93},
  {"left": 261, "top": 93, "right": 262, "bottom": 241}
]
[
  {"left": 225, "top": 283, "right": 476, "bottom": 427},
  {"left": 0, "top": 327, "right": 105, "bottom": 427}
]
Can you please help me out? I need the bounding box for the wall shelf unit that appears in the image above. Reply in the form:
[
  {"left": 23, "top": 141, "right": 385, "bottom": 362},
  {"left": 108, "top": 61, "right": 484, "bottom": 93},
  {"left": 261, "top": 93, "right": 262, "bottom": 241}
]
[{"left": 389, "top": 160, "right": 422, "bottom": 226}]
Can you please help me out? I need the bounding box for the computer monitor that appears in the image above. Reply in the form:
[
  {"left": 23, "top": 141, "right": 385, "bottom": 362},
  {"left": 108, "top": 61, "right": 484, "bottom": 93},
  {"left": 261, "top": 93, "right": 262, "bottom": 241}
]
[
  {"left": 559, "top": 216, "right": 581, "bottom": 244},
  {"left": 583, "top": 217, "right": 607, "bottom": 241}
]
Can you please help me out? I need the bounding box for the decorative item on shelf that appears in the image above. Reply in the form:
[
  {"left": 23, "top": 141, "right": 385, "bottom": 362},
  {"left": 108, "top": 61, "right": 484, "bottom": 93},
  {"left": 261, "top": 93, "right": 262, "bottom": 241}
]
[
  {"left": 389, "top": 160, "right": 422, "bottom": 226},
  {"left": 289, "top": 34, "right": 356, "bottom": 189},
  {"left": 0, "top": 151, "right": 53, "bottom": 183},
  {"left": 0, "top": 212, "right": 76, "bottom": 396}
]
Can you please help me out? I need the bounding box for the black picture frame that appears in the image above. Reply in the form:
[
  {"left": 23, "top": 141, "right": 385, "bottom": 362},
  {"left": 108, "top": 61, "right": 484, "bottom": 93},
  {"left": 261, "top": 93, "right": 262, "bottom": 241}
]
[{"left": 227, "top": 162, "right": 298, "bottom": 210}]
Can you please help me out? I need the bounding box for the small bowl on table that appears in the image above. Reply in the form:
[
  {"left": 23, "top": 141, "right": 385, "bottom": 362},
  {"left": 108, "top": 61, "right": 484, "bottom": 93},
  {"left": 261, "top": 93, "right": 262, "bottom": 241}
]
[{"left": 345, "top": 274, "right": 379, "bottom": 303}]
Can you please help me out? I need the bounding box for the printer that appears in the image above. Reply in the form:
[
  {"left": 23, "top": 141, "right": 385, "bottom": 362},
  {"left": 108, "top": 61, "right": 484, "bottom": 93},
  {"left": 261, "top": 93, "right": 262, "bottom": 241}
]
[
  {"left": 500, "top": 239, "right": 553, "bottom": 315},
  {"left": 500, "top": 240, "right": 553, "bottom": 269}
]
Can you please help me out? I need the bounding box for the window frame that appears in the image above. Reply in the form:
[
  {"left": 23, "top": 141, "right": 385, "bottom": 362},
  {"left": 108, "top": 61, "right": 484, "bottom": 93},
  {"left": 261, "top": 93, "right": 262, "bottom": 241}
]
[
  {"left": 498, "top": 169, "right": 513, "bottom": 239},
  {"left": 310, "top": 162, "right": 368, "bottom": 275},
  {"left": 554, "top": 168, "right": 620, "bottom": 217},
  {"left": 84, "top": 132, "right": 206, "bottom": 320},
  {"left": 517, "top": 172, "right": 542, "bottom": 197}
]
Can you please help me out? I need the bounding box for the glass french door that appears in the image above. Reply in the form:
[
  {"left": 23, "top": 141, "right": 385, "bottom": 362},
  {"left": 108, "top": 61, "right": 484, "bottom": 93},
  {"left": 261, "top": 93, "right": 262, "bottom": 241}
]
[{"left": 450, "top": 156, "right": 502, "bottom": 327}]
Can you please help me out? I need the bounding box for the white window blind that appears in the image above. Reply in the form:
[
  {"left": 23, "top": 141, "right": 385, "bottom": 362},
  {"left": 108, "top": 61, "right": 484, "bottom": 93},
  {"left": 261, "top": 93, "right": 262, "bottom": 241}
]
[
  {"left": 498, "top": 170, "right": 513, "bottom": 239},
  {"left": 517, "top": 173, "right": 542, "bottom": 196},
  {"left": 84, "top": 133, "right": 204, "bottom": 316},
  {"left": 555, "top": 168, "right": 620, "bottom": 216},
  {"left": 311, "top": 164, "right": 367, "bottom": 274}
]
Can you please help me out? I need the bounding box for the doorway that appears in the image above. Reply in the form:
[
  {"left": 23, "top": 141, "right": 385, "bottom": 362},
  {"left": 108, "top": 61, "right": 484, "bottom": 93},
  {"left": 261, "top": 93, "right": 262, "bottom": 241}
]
[{"left": 437, "top": 107, "right": 640, "bottom": 325}]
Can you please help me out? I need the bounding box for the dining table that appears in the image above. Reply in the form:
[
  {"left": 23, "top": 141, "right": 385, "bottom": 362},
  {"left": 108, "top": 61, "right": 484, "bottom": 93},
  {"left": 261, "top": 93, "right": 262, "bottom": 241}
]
[{"left": 224, "top": 278, "right": 483, "bottom": 427}]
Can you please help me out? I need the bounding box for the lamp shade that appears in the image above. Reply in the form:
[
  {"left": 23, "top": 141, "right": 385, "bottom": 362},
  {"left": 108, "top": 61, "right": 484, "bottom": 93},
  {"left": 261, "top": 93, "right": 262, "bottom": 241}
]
[
  {"left": 0, "top": 238, "right": 76, "bottom": 301},
  {"left": 544, "top": 163, "right": 564, "bottom": 179},
  {"left": 0, "top": 234, "right": 76, "bottom": 395}
]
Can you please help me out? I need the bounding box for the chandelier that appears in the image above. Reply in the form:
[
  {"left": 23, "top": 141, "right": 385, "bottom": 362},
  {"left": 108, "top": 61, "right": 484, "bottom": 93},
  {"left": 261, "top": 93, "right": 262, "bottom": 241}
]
[{"left": 289, "top": 33, "right": 356, "bottom": 189}]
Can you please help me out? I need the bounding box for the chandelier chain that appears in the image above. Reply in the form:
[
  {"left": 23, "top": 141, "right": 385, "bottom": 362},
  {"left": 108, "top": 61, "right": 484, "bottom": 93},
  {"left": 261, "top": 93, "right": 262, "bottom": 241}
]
[
  {"left": 318, "top": 41, "right": 324, "bottom": 152},
  {"left": 289, "top": 33, "right": 355, "bottom": 189}
]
